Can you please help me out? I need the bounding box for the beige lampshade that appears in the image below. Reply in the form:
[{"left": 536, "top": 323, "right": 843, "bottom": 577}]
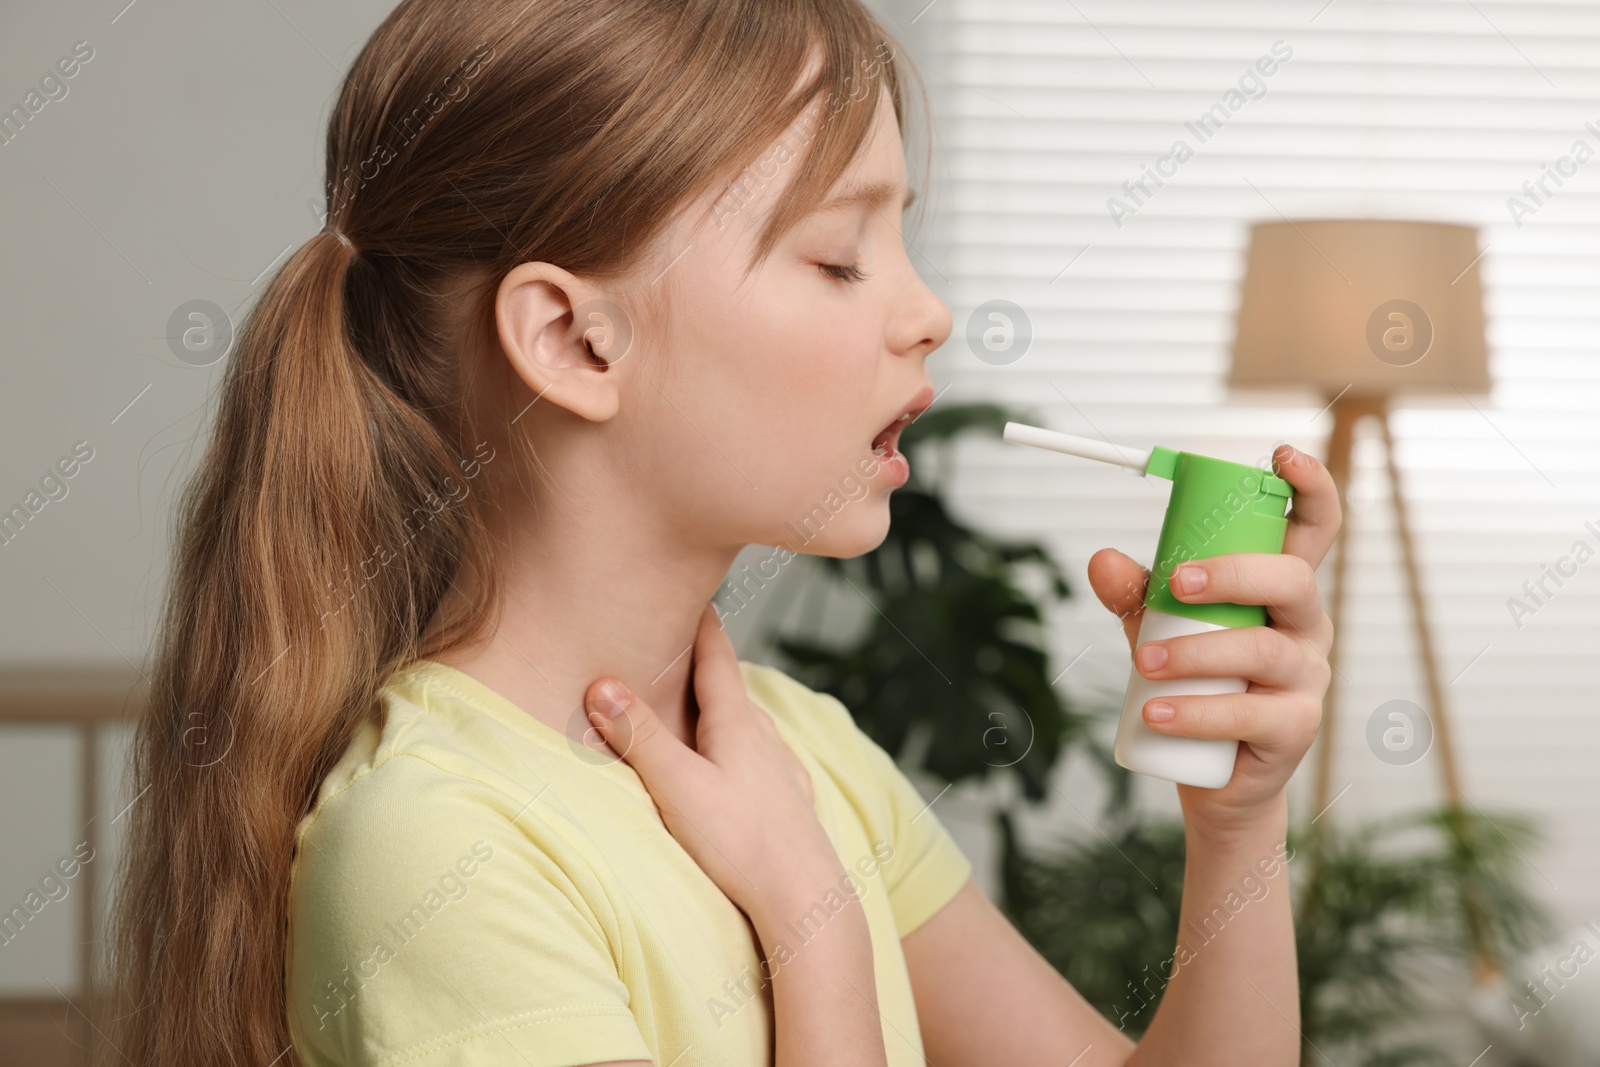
[{"left": 1229, "top": 219, "right": 1491, "bottom": 397}]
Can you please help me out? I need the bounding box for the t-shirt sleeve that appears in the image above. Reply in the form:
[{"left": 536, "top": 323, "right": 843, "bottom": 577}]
[
  {"left": 809, "top": 688, "right": 974, "bottom": 939},
  {"left": 287, "top": 753, "right": 651, "bottom": 1067}
]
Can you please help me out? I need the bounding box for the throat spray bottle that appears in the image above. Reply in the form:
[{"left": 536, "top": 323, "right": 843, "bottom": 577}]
[{"left": 1002, "top": 422, "right": 1295, "bottom": 789}]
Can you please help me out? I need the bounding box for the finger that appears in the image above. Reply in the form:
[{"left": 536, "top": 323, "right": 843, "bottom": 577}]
[
  {"left": 1134, "top": 624, "right": 1327, "bottom": 691},
  {"left": 1272, "top": 443, "right": 1341, "bottom": 570},
  {"left": 584, "top": 678, "right": 701, "bottom": 783},
  {"left": 1167, "top": 552, "right": 1331, "bottom": 645},
  {"left": 1140, "top": 689, "right": 1322, "bottom": 752},
  {"left": 691, "top": 602, "right": 750, "bottom": 725},
  {"left": 1087, "top": 547, "right": 1150, "bottom": 650}
]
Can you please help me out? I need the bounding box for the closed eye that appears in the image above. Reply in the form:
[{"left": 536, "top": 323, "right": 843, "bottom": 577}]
[{"left": 819, "top": 262, "right": 869, "bottom": 283}]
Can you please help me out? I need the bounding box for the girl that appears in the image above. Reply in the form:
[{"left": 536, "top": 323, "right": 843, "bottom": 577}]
[{"left": 109, "top": 0, "right": 1340, "bottom": 1064}]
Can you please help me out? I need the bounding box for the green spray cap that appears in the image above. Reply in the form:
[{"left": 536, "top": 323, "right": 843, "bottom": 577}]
[{"left": 1001, "top": 423, "right": 1294, "bottom": 630}]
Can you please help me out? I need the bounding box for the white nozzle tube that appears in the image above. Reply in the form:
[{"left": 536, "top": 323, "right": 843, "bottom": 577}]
[{"left": 1002, "top": 421, "right": 1151, "bottom": 473}]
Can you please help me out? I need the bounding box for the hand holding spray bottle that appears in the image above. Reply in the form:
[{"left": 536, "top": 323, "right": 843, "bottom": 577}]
[{"left": 1002, "top": 422, "right": 1295, "bottom": 789}]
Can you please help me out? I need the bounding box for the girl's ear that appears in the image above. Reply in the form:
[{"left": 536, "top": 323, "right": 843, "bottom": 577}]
[{"left": 495, "top": 261, "right": 625, "bottom": 423}]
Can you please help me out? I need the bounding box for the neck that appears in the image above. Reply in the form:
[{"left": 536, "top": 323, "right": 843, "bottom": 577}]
[{"left": 427, "top": 488, "right": 739, "bottom": 751}]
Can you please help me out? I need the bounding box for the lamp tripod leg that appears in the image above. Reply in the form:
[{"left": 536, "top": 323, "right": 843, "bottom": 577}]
[
  {"left": 1377, "top": 407, "right": 1498, "bottom": 982},
  {"left": 1309, "top": 394, "right": 1367, "bottom": 818}
]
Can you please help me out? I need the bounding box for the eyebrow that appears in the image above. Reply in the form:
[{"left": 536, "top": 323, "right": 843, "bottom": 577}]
[{"left": 811, "top": 181, "right": 917, "bottom": 215}]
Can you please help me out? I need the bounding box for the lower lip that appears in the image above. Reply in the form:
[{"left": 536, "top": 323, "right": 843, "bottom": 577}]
[{"left": 874, "top": 444, "right": 909, "bottom": 487}]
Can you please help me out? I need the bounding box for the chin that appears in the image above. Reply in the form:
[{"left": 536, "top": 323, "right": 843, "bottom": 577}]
[{"left": 777, "top": 495, "right": 892, "bottom": 559}]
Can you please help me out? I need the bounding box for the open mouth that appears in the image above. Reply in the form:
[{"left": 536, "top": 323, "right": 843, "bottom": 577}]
[
  {"left": 871, "top": 418, "right": 908, "bottom": 458},
  {"left": 871, "top": 384, "right": 935, "bottom": 461}
]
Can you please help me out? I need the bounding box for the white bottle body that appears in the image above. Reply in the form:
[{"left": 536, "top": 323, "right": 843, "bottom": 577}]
[{"left": 1113, "top": 608, "right": 1244, "bottom": 789}]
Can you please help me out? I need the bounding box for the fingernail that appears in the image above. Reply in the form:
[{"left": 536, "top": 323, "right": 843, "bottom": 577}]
[
  {"left": 589, "top": 679, "right": 632, "bottom": 718},
  {"left": 1145, "top": 701, "right": 1175, "bottom": 723},
  {"left": 1139, "top": 643, "right": 1167, "bottom": 671},
  {"left": 1174, "top": 565, "right": 1206, "bottom": 596}
]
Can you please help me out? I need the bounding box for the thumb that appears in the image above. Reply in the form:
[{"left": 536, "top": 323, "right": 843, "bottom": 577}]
[
  {"left": 1087, "top": 547, "right": 1150, "bottom": 651},
  {"left": 687, "top": 603, "right": 753, "bottom": 753},
  {"left": 584, "top": 678, "right": 698, "bottom": 786}
]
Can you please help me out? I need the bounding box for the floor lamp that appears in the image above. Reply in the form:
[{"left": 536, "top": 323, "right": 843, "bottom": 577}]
[{"left": 1226, "top": 218, "right": 1496, "bottom": 976}]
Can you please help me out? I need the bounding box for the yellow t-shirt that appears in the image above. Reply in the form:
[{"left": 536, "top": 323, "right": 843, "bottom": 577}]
[{"left": 286, "top": 657, "right": 972, "bottom": 1066}]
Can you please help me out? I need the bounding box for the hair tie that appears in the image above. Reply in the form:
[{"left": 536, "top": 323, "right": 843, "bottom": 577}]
[{"left": 321, "top": 224, "right": 355, "bottom": 252}]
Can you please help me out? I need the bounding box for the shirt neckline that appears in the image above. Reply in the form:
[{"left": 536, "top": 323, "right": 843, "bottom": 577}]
[
  {"left": 391, "top": 658, "right": 652, "bottom": 785},
  {"left": 390, "top": 657, "right": 792, "bottom": 782}
]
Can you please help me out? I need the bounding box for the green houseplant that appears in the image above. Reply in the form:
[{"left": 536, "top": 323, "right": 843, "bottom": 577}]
[{"left": 1002, "top": 803, "right": 1551, "bottom": 1064}]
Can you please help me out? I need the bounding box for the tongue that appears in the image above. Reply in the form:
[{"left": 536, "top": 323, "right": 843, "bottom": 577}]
[{"left": 872, "top": 425, "right": 896, "bottom": 454}]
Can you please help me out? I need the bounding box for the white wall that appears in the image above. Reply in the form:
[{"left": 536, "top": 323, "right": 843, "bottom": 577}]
[
  {"left": 0, "top": 1, "right": 408, "bottom": 661},
  {"left": 0, "top": 0, "right": 416, "bottom": 996}
]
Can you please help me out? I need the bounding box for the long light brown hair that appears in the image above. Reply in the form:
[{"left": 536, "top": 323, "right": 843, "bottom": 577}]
[{"left": 105, "top": 0, "right": 928, "bottom": 1064}]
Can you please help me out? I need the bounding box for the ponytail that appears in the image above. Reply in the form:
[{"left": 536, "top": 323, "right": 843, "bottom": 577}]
[{"left": 105, "top": 225, "right": 497, "bottom": 1065}]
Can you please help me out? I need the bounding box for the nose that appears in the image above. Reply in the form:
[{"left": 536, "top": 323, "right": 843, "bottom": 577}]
[{"left": 892, "top": 261, "right": 952, "bottom": 363}]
